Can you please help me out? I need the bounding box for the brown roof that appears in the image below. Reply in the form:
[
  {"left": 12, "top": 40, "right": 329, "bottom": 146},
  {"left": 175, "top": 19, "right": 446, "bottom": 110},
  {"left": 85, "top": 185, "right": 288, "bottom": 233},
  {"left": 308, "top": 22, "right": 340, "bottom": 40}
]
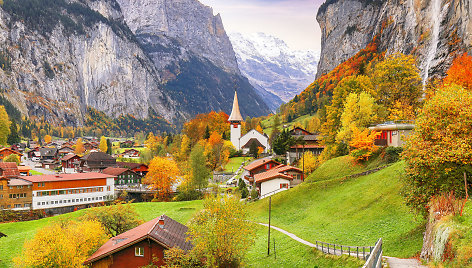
[
  {"left": 81, "top": 152, "right": 115, "bottom": 161},
  {"left": 244, "top": 158, "right": 280, "bottom": 172},
  {"left": 0, "top": 148, "right": 22, "bottom": 156},
  {"left": 19, "top": 172, "right": 114, "bottom": 183},
  {"left": 116, "top": 162, "right": 147, "bottom": 170},
  {"left": 85, "top": 215, "right": 193, "bottom": 265},
  {"left": 102, "top": 167, "right": 133, "bottom": 176},
  {"left": 62, "top": 153, "right": 79, "bottom": 161},
  {"left": 254, "top": 168, "right": 294, "bottom": 184},
  {"left": 8, "top": 178, "right": 32, "bottom": 186},
  {"left": 228, "top": 91, "right": 243, "bottom": 122},
  {"left": 0, "top": 162, "right": 20, "bottom": 177}
]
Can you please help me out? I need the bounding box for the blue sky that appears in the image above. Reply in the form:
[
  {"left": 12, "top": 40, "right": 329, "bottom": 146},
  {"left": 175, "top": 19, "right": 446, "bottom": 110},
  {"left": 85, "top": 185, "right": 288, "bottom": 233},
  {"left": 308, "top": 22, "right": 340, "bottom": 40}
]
[{"left": 199, "top": 0, "right": 325, "bottom": 51}]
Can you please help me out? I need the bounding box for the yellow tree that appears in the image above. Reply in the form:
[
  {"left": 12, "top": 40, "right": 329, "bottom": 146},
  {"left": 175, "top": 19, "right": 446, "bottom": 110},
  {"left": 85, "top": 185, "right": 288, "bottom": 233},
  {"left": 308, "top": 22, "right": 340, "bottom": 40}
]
[
  {"left": 99, "top": 136, "right": 108, "bottom": 153},
  {"left": 348, "top": 128, "right": 380, "bottom": 162},
  {"left": 14, "top": 220, "right": 108, "bottom": 268},
  {"left": 255, "top": 124, "right": 263, "bottom": 134},
  {"left": 143, "top": 157, "right": 180, "bottom": 199},
  {"left": 44, "top": 135, "right": 52, "bottom": 143},
  {"left": 179, "top": 134, "right": 191, "bottom": 161},
  {"left": 75, "top": 138, "right": 85, "bottom": 155},
  {"left": 0, "top": 105, "right": 10, "bottom": 146},
  {"left": 298, "top": 151, "right": 318, "bottom": 175}
]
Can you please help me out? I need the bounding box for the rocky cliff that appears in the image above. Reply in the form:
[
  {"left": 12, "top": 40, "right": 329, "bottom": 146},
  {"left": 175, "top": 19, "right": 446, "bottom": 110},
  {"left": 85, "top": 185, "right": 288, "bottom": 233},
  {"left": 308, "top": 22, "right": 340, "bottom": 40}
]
[
  {"left": 316, "top": 0, "right": 472, "bottom": 83},
  {"left": 0, "top": 0, "right": 269, "bottom": 128}
]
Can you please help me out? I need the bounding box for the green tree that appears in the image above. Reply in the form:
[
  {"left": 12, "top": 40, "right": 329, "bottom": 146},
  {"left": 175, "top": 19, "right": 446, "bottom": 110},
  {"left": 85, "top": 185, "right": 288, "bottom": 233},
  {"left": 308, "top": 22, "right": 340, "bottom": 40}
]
[
  {"left": 204, "top": 125, "right": 210, "bottom": 140},
  {"left": 190, "top": 143, "right": 209, "bottom": 191},
  {"left": 81, "top": 202, "right": 143, "bottom": 237},
  {"left": 106, "top": 138, "right": 113, "bottom": 154},
  {"left": 0, "top": 105, "right": 10, "bottom": 145},
  {"left": 269, "top": 115, "right": 281, "bottom": 146},
  {"left": 187, "top": 196, "right": 255, "bottom": 267},
  {"left": 249, "top": 141, "right": 259, "bottom": 158},
  {"left": 403, "top": 84, "right": 472, "bottom": 216},
  {"left": 6, "top": 120, "right": 20, "bottom": 145},
  {"left": 272, "top": 129, "right": 294, "bottom": 155}
]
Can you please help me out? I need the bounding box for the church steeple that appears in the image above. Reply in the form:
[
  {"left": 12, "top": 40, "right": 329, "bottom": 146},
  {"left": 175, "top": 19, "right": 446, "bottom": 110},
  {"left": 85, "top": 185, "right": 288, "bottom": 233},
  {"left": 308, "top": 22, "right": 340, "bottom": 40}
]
[{"left": 228, "top": 91, "right": 243, "bottom": 122}]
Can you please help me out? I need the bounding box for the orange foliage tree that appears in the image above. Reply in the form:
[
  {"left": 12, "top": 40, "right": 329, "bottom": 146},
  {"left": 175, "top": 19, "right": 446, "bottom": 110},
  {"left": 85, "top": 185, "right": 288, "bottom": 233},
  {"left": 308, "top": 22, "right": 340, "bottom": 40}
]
[
  {"left": 348, "top": 128, "right": 380, "bottom": 162},
  {"left": 144, "top": 157, "right": 180, "bottom": 199},
  {"left": 75, "top": 138, "right": 85, "bottom": 155},
  {"left": 444, "top": 53, "right": 472, "bottom": 90},
  {"left": 182, "top": 111, "right": 229, "bottom": 145}
]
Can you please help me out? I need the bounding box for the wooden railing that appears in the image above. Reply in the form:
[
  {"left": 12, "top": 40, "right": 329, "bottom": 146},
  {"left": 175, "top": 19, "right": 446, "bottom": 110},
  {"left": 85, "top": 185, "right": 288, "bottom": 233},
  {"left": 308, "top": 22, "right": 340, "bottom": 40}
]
[
  {"left": 362, "top": 238, "right": 382, "bottom": 268},
  {"left": 315, "top": 240, "right": 374, "bottom": 260}
]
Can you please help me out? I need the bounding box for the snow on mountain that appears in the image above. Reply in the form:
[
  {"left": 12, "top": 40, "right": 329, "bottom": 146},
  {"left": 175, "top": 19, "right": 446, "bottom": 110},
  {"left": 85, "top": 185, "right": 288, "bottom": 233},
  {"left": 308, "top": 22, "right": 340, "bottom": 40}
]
[{"left": 229, "top": 32, "right": 320, "bottom": 108}]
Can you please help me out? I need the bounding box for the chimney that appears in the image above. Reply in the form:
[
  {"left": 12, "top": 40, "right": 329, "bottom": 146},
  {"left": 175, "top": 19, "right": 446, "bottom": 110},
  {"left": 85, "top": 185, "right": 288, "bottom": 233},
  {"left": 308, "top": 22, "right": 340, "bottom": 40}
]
[{"left": 158, "top": 216, "right": 165, "bottom": 229}]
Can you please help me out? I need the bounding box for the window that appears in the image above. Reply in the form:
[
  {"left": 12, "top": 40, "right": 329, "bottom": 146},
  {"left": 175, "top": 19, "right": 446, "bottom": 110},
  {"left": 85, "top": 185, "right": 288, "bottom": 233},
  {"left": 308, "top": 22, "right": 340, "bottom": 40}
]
[
  {"left": 14, "top": 204, "right": 21, "bottom": 208},
  {"left": 135, "top": 247, "right": 144, "bottom": 257},
  {"left": 280, "top": 183, "right": 289, "bottom": 189},
  {"left": 37, "top": 202, "right": 41, "bottom": 206},
  {"left": 0, "top": 185, "right": 3, "bottom": 190}
]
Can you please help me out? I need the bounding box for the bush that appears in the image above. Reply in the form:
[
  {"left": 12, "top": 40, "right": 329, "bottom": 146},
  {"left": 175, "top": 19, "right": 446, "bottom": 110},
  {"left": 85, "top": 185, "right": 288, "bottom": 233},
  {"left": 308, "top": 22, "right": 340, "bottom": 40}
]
[
  {"left": 175, "top": 189, "right": 203, "bottom": 201},
  {"left": 250, "top": 188, "right": 259, "bottom": 200},
  {"left": 384, "top": 146, "right": 403, "bottom": 163}
]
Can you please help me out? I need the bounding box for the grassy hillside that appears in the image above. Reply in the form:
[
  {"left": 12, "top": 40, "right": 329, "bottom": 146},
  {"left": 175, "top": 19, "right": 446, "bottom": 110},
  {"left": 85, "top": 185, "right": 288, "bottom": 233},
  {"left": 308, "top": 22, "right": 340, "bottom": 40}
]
[
  {"left": 307, "top": 155, "right": 387, "bottom": 182},
  {"left": 249, "top": 159, "right": 425, "bottom": 258},
  {"left": 0, "top": 201, "right": 203, "bottom": 268}
]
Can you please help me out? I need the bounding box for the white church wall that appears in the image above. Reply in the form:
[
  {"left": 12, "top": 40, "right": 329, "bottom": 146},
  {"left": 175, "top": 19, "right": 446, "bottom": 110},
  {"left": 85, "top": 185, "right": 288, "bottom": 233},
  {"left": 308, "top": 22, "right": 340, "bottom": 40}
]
[
  {"left": 239, "top": 130, "right": 270, "bottom": 153},
  {"left": 230, "top": 124, "right": 241, "bottom": 150}
]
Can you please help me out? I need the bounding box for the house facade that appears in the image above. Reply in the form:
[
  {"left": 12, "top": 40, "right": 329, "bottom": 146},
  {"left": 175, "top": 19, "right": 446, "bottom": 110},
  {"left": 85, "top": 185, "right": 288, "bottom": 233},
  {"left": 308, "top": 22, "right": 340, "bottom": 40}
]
[
  {"left": 85, "top": 215, "right": 193, "bottom": 268},
  {"left": 369, "top": 122, "right": 415, "bottom": 147},
  {"left": 0, "top": 148, "right": 22, "bottom": 161},
  {"left": 287, "top": 127, "right": 324, "bottom": 164},
  {"left": 0, "top": 163, "right": 33, "bottom": 210},
  {"left": 251, "top": 163, "right": 304, "bottom": 199},
  {"left": 80, "top": 152, "right": 117, "bottom": 172},
  {"left": 102, "top": 167, "right": 141, "bottom": 186},
  {"left": 244, "top": 158, "right": 280, "bottom": 184}
]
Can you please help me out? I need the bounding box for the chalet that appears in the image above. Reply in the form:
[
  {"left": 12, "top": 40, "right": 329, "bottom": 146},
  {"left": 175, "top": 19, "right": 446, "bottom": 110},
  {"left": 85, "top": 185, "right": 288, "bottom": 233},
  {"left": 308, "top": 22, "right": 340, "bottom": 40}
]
[
  {"left": 254, "top": 164, "right": 304, "bottom": 199},
  {"left": 39, "top": 148, "right": 58, "bottom": 161},
  {"left": 61, "top": 153, "right": 81, "bottom": 172},
  {"left": 0, "top": 148, "right": 22, "bottom": 161},
  {"left": 84, "top": 215, "right": 193, "bottom": 268},
  {"left": 18, "top": 166, "right": 32, "bottom": 176},
  {"left": 0, "top": 163, "right": 33, "bottom": 210},
  {"left": 20, "top": 173, "right": 115, "bottom": 212},
  {"left": 369, "top": 122, "right": 415, "bottom": 147},
  {"left": 121, "top": 149, "right": 141, "bottom": 158},
  {"left": 58, "top": 146, "right": 75, "bottom": 156},
  {"left": 243, "top": 158, "right": 280, "bottom": 184},
  {"left": 287, "top": 127, "right": 324, "bottom": 164},
  {"left": 102, "top": 167, "right": 141, "bottom": 186},
  {"left": 27, "top": 148, "right": 40, "bottom": 159},
  {"left": 80, "top": 152, "right": 117, "bottom": 172},
  {"left": 117, "top": 162, "right": 148, "bottom": 176},
  {"left": 83, "top": 142, "right": 97, "bottom": 151}
]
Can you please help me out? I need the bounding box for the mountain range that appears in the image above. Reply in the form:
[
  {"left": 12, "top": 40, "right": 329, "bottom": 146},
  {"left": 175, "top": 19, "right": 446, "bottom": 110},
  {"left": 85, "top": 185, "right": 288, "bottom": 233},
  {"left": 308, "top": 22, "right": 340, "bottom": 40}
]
[
  {"left": 0, "top": 0, "right": 270, "bottom": 129},
  {"left": 229, "top": 32, "right": 320, "bottom": 111}
]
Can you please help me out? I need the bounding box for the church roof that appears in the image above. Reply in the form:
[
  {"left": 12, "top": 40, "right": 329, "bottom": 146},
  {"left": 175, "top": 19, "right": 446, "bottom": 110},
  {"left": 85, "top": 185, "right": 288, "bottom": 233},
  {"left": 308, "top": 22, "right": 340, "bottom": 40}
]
[{"left": 228, "top": 91, "right": 243, "bottom": 122}]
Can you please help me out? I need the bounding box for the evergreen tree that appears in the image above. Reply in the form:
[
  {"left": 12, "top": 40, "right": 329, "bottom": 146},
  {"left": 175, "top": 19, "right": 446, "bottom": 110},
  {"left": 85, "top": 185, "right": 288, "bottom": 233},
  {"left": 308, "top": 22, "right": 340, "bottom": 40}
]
[
  {"left": 106, "top": 139, "right": 113, "bottom": 154},
  {"left": 249, "top": 141, "right": 258, "bottom": 158},
  {"left": 269, "top": 115, "right": 281, "bottom": 147},
  {"left": 204, "top": 125, "right": 210, "bottom": 140},
  {"left": 190, "top": 143, "right": 209, "bottom": 191},
  {"left": 7, "top": 120, "right": 20, "bottom": 145},
  {"left": 272, "top": 129, "right": 294, "bottom": 155}
]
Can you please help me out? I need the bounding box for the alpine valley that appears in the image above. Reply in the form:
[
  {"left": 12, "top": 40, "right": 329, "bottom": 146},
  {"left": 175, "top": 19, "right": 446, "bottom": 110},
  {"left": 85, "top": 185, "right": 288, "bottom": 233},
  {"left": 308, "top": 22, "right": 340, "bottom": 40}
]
[{"left": 0, "top": 0, "right": 270, "bottom": 130}]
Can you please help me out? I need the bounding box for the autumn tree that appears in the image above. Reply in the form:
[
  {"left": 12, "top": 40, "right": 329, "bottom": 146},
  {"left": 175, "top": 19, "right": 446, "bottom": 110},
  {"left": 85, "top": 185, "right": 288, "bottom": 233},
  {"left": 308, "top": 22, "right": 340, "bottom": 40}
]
[
  {"left": 298, "top": 151, "right": 318, "bottom": 175},
  {"left": 182, "top": 111, "right": 229, "bottom": 145},
  {"left": 348, "top": 128, "right": 380, "bottom": 162},
  {"left": 178, "top": 134, "right": 191, "bottom": 161},
  {"left": 443, "top": 52, "right": 472, "bottom": 90},
  {"left": 106, "top": 139, "right": 113, "bottom": 154},
  {"left": 75, "top": 138, "right": 85, "bottom": 155},
  {"left": 190, "top": 143, "right": 209, "bottom": 191},
  {"left": 99, "top": 136, "right": 108, "bottom": 153},
  {"left": 370, "top": 53, "right": 422, "bottom": 120},
  {"left": 14, "top": 220, "right": 108, "bottom": 268},
  {"left": 44, "top": 134, "right": 52, "bottom": 143},
  {"left": 187, "top": 196, "right": 255, "bottom": 267},
  {"left": 6, "top": 120, "right": 20, "bottom": 145},
  {"left": 403, "top": 84, "right": 472, "bottom": 216},
  {"left": 81, "top": 202, "right": 143, "bottom": 237},
  {"left": 144, "top": 157, "right": 180, "bottom": 199},
  {"left": 255, "top": 124, "right": 263, "bottom": 134},
  {"left": 205, "top": 131, "right": 230, "bottom": 170},
  {"left": 0, "top": 105, "right": 10, "bottom": 146},
  {"left": 3, "top": 154, "right": 20, "bottom": 165},
  {"left": 269, "top": 114, "right": 281, "bottom": 146}
]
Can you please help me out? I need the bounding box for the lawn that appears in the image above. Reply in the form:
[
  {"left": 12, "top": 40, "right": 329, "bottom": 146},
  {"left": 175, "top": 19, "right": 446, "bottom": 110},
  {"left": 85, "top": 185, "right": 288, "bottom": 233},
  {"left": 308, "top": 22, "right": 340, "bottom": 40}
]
[
  {"left": 245, "top": 225, "right": 364, "bottom": 267},
  {"left": 223, "top": 157, "right": 249, "bottom": 173},
  {"left": 261, "top": 114, "right": 314, "bottom": 136},
  {"left": 306, "top": 154, "right": 387, "bottom": 182},
  {"left": 29, "top": 170, "right": 43, "bottom": 175},
  {"left": 249, "top": 159, "right": 425, "bottom": 258},
  {"left": 0, "top": 200, "right": 203, "bottom": 268}
]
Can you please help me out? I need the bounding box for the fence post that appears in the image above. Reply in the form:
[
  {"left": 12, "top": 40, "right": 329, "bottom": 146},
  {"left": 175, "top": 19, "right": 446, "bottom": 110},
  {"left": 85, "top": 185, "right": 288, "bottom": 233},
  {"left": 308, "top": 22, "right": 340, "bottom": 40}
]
[
  {"left": 357, "top": 247, "right": 359, "bottom": 259},
  {"left": 363, "top": 247, "right": 365, "bottom": 260},
  {"left": 341, "top": 245, "right": 343, "bottom": 255},
  {"left": 327, "top": 243, "right": 330, "bottom": 254},
  {"left": 322, "top": 243, "right": 324, "bottom": 253},
  {"left": 348, "top": 247, "right": 350, "bottom": 256}
]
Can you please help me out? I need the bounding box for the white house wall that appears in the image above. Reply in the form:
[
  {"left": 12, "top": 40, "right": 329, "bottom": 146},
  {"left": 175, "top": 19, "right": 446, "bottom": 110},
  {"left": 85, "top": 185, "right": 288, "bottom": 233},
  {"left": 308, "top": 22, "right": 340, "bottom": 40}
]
[
  {"left": 239, "top": 130, "right": 270, "bottom": 153},
  {"left": 260, "top": 178, "right": 291, "bottom": 197}
]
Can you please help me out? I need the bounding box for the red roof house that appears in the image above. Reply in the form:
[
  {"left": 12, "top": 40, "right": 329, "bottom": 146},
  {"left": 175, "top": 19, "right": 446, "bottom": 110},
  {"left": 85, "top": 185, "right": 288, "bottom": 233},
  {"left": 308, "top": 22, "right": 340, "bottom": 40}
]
[
  {"left": 84, "top": 215, "right": 193, "bottom": 268},
  {"left": 0, "top": 162, "right": 20, "bottom": 178}
]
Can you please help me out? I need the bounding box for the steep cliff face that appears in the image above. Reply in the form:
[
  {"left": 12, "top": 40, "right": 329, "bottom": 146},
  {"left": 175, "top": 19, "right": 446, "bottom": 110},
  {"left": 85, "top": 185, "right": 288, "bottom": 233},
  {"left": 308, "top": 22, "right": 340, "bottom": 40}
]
[
  {"left": 0, "top": 0, "right": 269, "bottom": 128},
  {"left": 316, "top": 0, "right": 472, "bottom": 82}
]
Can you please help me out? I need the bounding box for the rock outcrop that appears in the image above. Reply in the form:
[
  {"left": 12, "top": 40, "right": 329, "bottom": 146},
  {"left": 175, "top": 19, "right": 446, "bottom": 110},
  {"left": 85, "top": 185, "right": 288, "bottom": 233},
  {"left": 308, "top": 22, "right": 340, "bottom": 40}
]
[
  {"left": 0, "top": 0, "right": 269, "bottom": 128},
  {"left": 316, "top": 0, "right": 472, "bottom": 83}
]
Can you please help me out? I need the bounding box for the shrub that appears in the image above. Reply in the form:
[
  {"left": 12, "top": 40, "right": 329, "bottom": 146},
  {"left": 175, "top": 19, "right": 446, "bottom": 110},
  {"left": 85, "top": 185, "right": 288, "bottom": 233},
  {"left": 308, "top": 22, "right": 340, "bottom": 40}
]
[{"left": 384, "top": 146, "right": 403, "bottom": 163}]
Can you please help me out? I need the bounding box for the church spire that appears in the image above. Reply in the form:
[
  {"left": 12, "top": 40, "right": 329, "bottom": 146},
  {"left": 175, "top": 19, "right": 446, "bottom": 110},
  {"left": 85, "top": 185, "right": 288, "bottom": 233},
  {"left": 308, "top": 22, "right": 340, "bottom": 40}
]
[{"left": 228, "top": 91, "right": 243, "bottom": 122}]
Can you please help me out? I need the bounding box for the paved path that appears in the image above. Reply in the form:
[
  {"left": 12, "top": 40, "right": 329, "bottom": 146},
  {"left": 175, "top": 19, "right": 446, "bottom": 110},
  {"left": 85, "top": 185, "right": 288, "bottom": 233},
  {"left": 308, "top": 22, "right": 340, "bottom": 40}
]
[
  {"left": 22, "top": 159, "right": 57, "bottom": 175},
  {"left": 385, "top": 257, "right": 427, "bottom": 268}
]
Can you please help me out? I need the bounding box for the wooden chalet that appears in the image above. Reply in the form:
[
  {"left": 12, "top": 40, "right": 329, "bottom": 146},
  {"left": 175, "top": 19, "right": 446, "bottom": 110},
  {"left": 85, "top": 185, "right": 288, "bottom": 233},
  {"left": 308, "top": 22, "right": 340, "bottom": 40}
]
[
  {"left": 102, "top": 167, "right": 141, "bottom": 186},
  {"left": 80, "top": 152, "right": 117, "bottom": 172},
  {"left": 117, "top": 162, "right": 148, "bottom": 176},
  {"left": 84, "top": 215, "right": 193, "bottom": 268},
  {"left": 121, "top": 149, "right": 141, "bottom": 158},
  {"left": 61, "top": 153, "right": 81, "bottom": 169},
  {"left": 58, "top": 146, "right": 75, "bottom": 156},
  {"left": 243, "top": 158, "right": 280, "bottom": 184},
  {"left": 120, "top": 140, "right": 134, "bottom": 148},
  {"left": 287, "top": 127, "right": 324, "bottom": 164},
  {"left": 0, "top": 148, "right": 22, "bottom": 161},
  {"left": 39, "top": 148, "right": 58, "bottom": 161},
  {"left": 0, "top": 163, "right": 33, "bottom": 210},
  {"left": 253, "top": 164, "right": 304, "bottom": 198}
]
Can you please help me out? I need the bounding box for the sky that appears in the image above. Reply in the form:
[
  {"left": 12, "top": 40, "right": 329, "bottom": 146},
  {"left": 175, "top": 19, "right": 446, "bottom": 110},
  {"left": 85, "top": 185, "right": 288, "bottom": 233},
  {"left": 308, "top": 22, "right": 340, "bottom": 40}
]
[{"left": 199, "top": 0, "right": 325, "bottom": 51}]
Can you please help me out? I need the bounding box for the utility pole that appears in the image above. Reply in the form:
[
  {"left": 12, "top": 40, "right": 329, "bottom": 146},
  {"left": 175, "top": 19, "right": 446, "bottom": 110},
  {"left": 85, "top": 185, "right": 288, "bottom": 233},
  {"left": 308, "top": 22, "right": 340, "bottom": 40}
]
[{"left": 268, "top": 196, "right": 271, "bottom": 256}]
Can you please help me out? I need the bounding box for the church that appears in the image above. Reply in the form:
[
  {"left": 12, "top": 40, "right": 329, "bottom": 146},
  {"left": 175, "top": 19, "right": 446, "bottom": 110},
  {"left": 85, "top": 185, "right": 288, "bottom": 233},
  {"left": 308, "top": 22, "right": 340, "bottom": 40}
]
[{"left": 228, "top": 91, "right": 270, "bottom": 154}]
